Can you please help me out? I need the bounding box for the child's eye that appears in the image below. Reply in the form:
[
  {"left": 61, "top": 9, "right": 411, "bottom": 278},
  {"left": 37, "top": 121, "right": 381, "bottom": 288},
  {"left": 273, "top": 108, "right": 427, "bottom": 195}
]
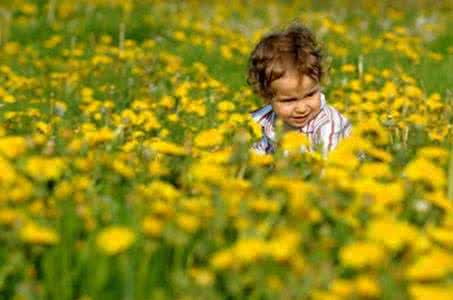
[
  {"left": 281, "top": 98, "right": 296, "bottom": 102},
  {"left": 305, "top": 91, "right": 316, "bottom": 98}
]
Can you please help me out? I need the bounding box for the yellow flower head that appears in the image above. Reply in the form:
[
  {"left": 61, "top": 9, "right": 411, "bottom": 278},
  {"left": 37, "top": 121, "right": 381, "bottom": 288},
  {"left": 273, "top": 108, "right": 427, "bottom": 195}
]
[
  {"left": 25, "top": 156, "right": 66, "bottom": 182},
  {"left": 96, "top": 226, "right": 136, "bottom": 255},
  {"left": 409, "top": 284, "right": 453, "bottom": 300},
  {"left": 367, "top": 217, "right": 418, "bottom": 251},
  {"left": 0, "top": 136, "right": 28, "bottom": 159},
  {"left": 404, "top": 157, "right": 446, "bottom": 189},
  {"left": 194, "top": 128, "right": 224, "bottom": 148},
  {"left": 280, "top": 131, "right": 309, "bottom": 155},
  {"left": 147, "top": 140, "right": 186, "bottom": 156},
  {"left": 406, "top": 248, "right": 453, "bottom": 281},
  {"left": 354, "top": 118, "right": 389, "bottom": 146},
  {"left": 20, "top": 222, "right": 59, "bottom": 245},
  {"left": 339, "top": 241, "right": 385, "bottom": 269}
]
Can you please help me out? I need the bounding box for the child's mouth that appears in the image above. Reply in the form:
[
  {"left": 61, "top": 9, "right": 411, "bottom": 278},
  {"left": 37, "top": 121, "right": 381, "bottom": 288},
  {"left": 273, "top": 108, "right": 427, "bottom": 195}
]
[
  {"left": 292, "top": 114, "right": 309, "bottom": 121},
  {"left": 290, "top": 114, "right": 311, "bottom": 126}
]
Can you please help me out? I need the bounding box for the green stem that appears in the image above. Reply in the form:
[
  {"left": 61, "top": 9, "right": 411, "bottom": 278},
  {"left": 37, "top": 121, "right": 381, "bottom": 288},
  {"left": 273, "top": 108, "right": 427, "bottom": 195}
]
[
  {"left": 448, "top": 145, "right": 453, "bottom": 201},
  {"left": 120, "top": 254, "right": 134, "bottom": 300}
]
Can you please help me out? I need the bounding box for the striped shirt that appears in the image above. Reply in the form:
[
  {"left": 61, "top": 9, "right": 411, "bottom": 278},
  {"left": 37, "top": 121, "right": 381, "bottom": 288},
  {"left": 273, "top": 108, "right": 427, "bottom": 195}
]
[{"left": 250, "top": 92, "right": 352, "bottom": 157}]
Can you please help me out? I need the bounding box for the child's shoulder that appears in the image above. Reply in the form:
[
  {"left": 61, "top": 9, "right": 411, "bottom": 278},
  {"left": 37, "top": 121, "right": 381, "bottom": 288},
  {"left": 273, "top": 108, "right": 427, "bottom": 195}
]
[
  {"left": 250, "top": 104, "right": 273, "bottom": 124},
  {"left": 250, "top": 104, "right": 274, "bottom": 127}
]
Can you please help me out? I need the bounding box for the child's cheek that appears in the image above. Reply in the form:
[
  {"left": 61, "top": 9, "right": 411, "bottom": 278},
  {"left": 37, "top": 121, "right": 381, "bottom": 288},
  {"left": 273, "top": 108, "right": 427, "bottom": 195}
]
[{"left": 282, "top": 105, "right": 294, "bottom": 118}]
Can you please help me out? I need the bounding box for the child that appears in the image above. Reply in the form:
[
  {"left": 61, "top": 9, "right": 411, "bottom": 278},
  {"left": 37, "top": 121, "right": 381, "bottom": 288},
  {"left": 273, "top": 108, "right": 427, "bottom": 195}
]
[{"left": 247, "top": 23, "right": 352, "bottom": 157}]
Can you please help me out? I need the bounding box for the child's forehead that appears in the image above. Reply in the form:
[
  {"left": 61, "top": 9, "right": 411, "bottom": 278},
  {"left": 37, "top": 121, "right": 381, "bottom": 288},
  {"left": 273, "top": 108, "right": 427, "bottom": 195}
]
[{"left": 271, "top": 71, "right": 317, "bottom": 95}]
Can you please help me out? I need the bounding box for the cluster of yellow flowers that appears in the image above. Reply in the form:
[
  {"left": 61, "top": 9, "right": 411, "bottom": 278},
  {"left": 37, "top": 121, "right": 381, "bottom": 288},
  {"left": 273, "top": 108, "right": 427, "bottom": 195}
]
[{"left": 0, "top": 1, "right": 451, "bottom": 299}]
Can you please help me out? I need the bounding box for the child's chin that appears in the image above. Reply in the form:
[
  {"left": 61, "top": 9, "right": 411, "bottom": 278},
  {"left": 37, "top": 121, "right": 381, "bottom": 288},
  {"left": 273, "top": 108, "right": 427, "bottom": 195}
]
[
  {"left": 286, "top": 121, "right": 307, "bottom": 129},
  {"left": 288, "top": 119, "right": 308, "bottom": 128}
]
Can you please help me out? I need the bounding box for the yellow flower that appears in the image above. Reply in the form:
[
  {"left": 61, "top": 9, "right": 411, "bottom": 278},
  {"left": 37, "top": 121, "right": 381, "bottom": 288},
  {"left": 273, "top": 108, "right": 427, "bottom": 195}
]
[
  {"left": 349, "top": 80, "right": 361, "bottom": 91},
  {"left": 341, "top": 64, "right": 356, "bottom": 73},
  {"left": 355, "top": 275, "right": 380, "bottom": 298},
  {"left": 339, "top": 241, "right": 385, "bottom": 268},
  {"left": 84, "top": 127, "right": 115, "bottom": 146},
  {"left": 365, "top": 148, "right": 393, "bottom": 163},
  {"left": 354, "top": 119, "right": 389, "bottom": 145},
  {"left": 266, "top": 275, "right": 284, "bottom": 291},
  {"left": 20, "top": 222, "right": 59, "bottom": 245},
  {"left": 19, "top": 3, "right": 37, "bottom": 15},
  {"left": 359, "top": 162, "right": 392, "bottom": 180},
  {"left": 406, "top": 248, "right": 453, "bottom": 281},
  {"left": 173, "top": 31, "right": 186, "bottom": 41},
  {"left": 148, "top": 160, "right": 170, "bottom": 176},
  {"left": 427, "top": 226, "right": 453, "bottom": 248},
  {"left": 194, "top": 128, "right": 224, "bottom": 148},
  {"left": 424, "top": 191, "right": 453, "bottom": 212},
  {"left": 210, "top": 249, "right": 234, "bottom": 270},
  {"left": 150, "top": 201, "right": 174, "bottom": 218},
  {"left": 142, "top": 216, "right": 164, "bottom": 237},
  {"left": 326, "top": 135, "right": 370, "bottom": 170},
  {"left": 217, "top": 101, "right": 235, "bottom": 112},
  {"left": 364, "top": 90, "right": 380, "bottom": 102},
  {"left": 409, "top": 284, "right": 453, "bottom": 300},
  {"left": 189, "top": 267, "right": 214, "bottom": 286},
  {"left": 249, "top": 119, "right": 262, "bottom": 138},
  {"left": 8, "top": 176, "right": 33, "bottom": 203},
  {"left": 146, "top": 140, "right": 186, "bottom": 156},
  {"left": 404, "top": 158, "right": 446, "bottom": 189},
  {"left": 248, "top": 197, "right": 279, "bottom": 213},
  {"left": 405, "top": 85, "right": 423, "bottom": 99},
  {"left": 429, "top": 126, "right": 449, "bottom": 142},
  {"left": 367, "top": 217, "right": 418, "bottom": 251},
  {"left": 200, "top": 148, "right": 232, "bottom": 165},
  {"left": 312, "top": 291, "right": 342, "bottom": 300},
  {"left": 418, "top": 146, "right": 449, "bottom": 164},
  {"left": 142, "top": 181, "right": 181, "bottom": 202},
  {"left": 220, "top": 45, "right": 233, "bottom": 59},
  {"left": 112, "top": 160, "right": 134, "bottom": 178},
  {"left": 354, "top": 178, "right": 404, "bottom": 211},
  {"left": 25, "top": 156, "right": 66, "bottom": 182},
  {"left": 371, "top": 182, "right": 405, "bottom": 213},
  {"left": 322, "top": 167, "right": 354, "bottom": 191},
  {"left": 0, "top": 156, "right": 17, "bottom": 184},
  {"left": 407, "top": 113, "right": 428, "bottom": 126},
  {"left": 330, "top": 278, "right": 354, "bottom": 297},
  {"left": 426, "top": 93, "right": 443, "bottom": 111},
  {"left": 176, "top": 213, "right": 200, "bottom": 233},
  {"left": 0, "top": 208, "right": 23, "bottom": 226},
  {"left": 266, "top": 229, "right": 301, "bottom": 262},
  {"left": 159, "top": 95, "right": 175, "bottom": 109},
  {"left": 35, "top": 121, "right": 51, "bottom": 135},
  {"left": 0, "top": 136, "right": 28, "bottom": 159},
  {"left": 190, "top": 163, "right": 227, "bottom": 185},
  {"left": 380, "top": 81, "right": 398, "bottom": 99},
  {"left": 96, "top": 226, "right": 136, "bottom": 255},
  {"left": 121, "top": 140, "right": 138, "bottom": 152},
  {"left": 232, "top": 238, "right": 267, "bottom": 264},
  {"left": 280, "top": 131, "right": 309, "bottom": 155}
]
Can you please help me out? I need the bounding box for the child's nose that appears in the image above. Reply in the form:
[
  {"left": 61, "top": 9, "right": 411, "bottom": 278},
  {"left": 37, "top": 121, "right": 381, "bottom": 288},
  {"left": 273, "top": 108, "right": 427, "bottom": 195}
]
[{"left": 295, "top": 103, "right": 309, "bottom": 114}]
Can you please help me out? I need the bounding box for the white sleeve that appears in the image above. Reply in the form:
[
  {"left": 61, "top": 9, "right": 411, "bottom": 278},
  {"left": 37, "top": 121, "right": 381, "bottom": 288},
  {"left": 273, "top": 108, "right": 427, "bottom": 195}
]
[
  {"left": 318, "top": 119, "right": 352, "bottom": 157},
  {"left": 251, "top": 131, "right": 274, "bottom": 155}
]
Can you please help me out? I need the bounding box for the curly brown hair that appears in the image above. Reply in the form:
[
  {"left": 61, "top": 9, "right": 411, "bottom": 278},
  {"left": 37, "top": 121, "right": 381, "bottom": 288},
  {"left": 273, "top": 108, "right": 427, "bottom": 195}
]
[{"left": 247, "top": 23, "right": 325, "bottom": 100}]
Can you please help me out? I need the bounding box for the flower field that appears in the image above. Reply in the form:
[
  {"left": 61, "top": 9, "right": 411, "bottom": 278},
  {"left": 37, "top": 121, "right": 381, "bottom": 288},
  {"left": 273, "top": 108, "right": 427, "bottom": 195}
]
[{"left": 0, "top": 1, "right": 452, "bottom": 299}]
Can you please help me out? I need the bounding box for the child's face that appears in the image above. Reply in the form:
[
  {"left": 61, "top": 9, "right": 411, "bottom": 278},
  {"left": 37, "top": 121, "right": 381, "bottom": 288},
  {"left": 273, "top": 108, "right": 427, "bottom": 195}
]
[{"left": 268, "top": 70, "right": 321, "bottom": 129}]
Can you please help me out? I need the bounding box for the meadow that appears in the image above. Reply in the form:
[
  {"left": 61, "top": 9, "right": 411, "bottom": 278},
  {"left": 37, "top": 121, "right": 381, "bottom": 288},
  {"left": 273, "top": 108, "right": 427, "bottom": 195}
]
[{"left": 0, "top": 0, "right": 452, "bottom": 299}]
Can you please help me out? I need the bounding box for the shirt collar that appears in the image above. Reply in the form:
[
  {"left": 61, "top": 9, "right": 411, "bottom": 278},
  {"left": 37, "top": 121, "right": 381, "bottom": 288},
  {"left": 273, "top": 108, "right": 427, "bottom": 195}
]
[{"left": 250, "top": 92, "right": 327, "bottom": 136}]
